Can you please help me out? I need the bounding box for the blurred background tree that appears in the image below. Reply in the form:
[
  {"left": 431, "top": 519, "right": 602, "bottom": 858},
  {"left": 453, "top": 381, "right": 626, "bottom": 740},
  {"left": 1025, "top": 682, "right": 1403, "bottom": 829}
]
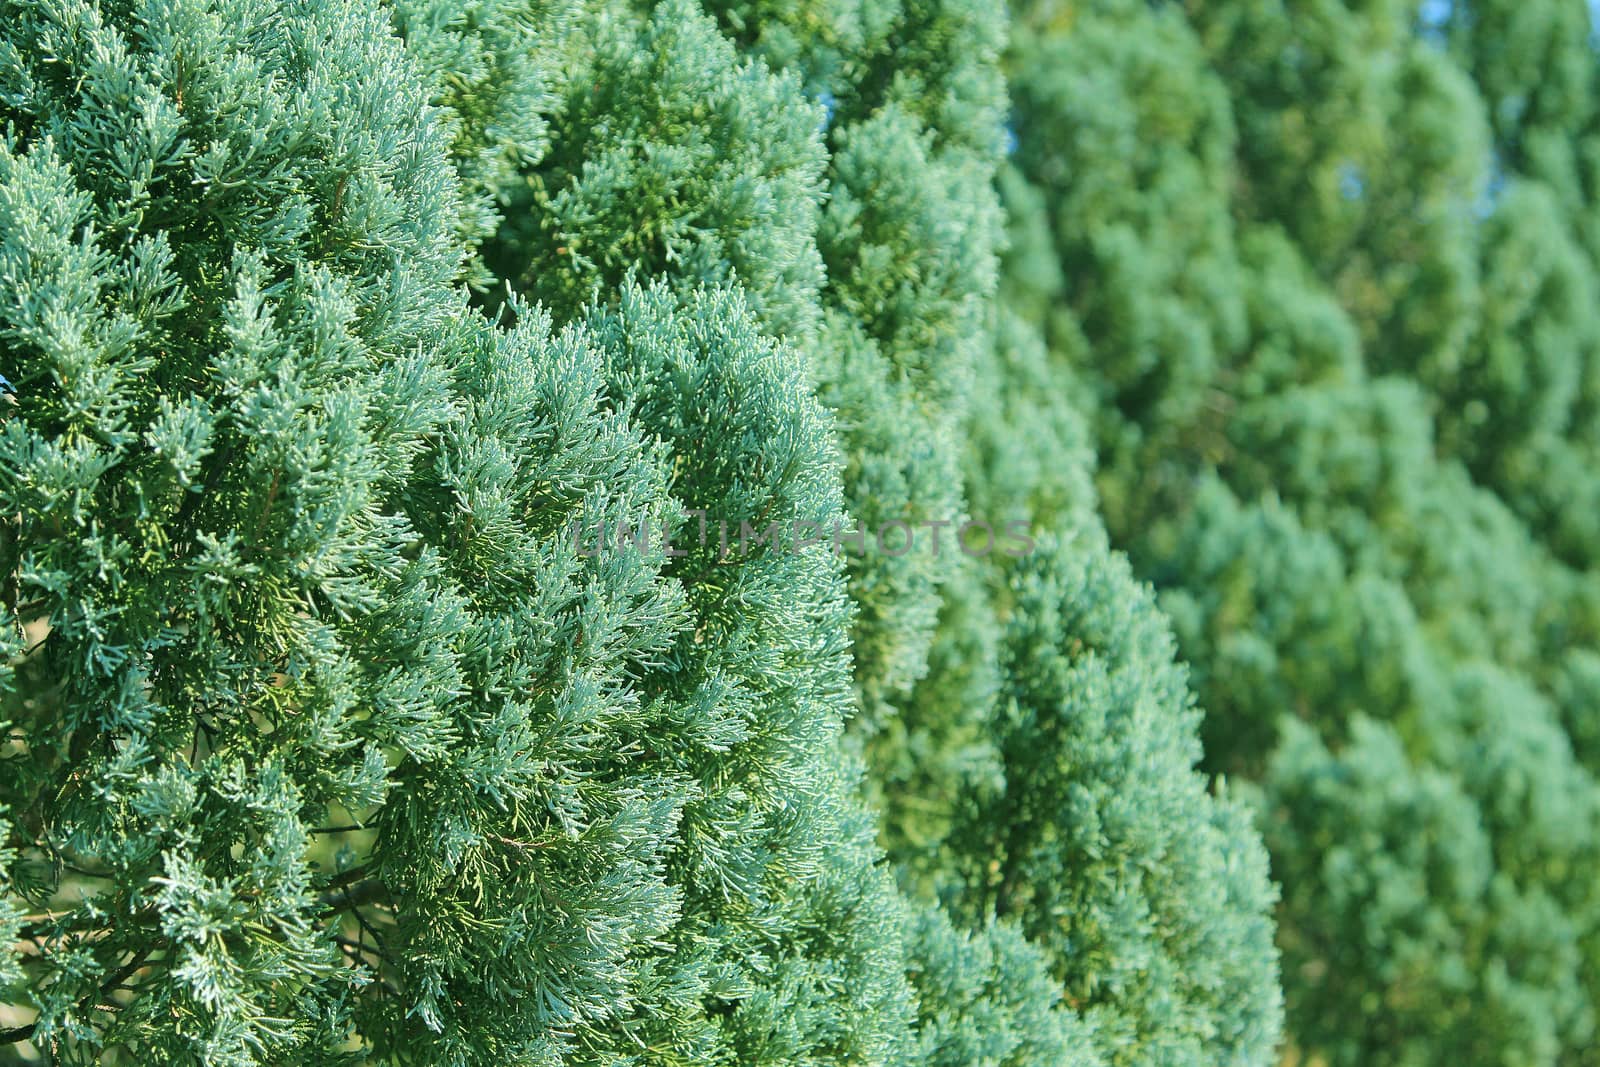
[{"left": 1004, "top": 1, "right": 1600, "bottom": 1063}]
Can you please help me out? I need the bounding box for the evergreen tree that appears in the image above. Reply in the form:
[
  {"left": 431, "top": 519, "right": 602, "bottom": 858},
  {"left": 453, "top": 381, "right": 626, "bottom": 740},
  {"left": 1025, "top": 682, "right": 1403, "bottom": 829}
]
[
  {"left": 1007, "top": 0, "right": 1245, "bottom": 531},
  {"left": 1431, "top": 0, "right": 1600, "bottom": 574},
  {"left": 1266, "top": 703, "right": 1600, "bottom": 1066},
  {"left": 423, "top": 3, "right": 926, "bottom": 1054},
  {"left": 690, "top": 0, "right": 1007, "bottom": 727},
  {"left": 740, "top": 4, "right": 1282, "bottom": 1060},
  {"left": 939, "top": 533, "right": 1282, "bottom": 1067},
  {"left": 387, "top": 0, "right": 580, "bottom": 271},
  {"left": 0, "top": 0, "right": 1301, "bottom": 1063},
  {"left": 906, "top": 902, "right": 1100, "bottom": 1067},
  {"left": 814, "top": 0, "right": 1006, "bottom": 725},
  {"left": 0, "top": 0, "right": 476, "bottom": 1055},
  {"left": 1005, "top": 0, "right": 1600, "bottom": 1063},
  {"left": 335, "top": 303, "right": 688, "bottom": 1066},
  {"left": 480, "top": 0, "right": 828, "bottom": 344},
  {"left": 572, "top": 282, "right": 917, "bottom": 1065},
  {"left": 0, "top": 1, "right": 909, "bottom": 1061}
]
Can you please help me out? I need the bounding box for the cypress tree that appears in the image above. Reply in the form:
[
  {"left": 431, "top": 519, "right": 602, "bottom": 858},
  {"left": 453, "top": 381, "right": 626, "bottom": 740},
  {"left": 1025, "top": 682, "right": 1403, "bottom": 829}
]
[
  {"left": 699, "top": 0, "right": 1007, "bottom": 726},
  {"left": 1005, "top": 0, "right": 1600, "bottom": 1062},
  {"left": 936, "top": 532, "right": 1282, "bottom": 1067},
  {"left": 572, "top": 281, "right": 917, "bottom": 1065},
  {"left": 344, "top": 306, "right": 691, "bottom": 1064},
  {"left": 812, "top": 0, "right": 1005, "bottom": 726},
  {"left": 1, "top": 0, "right": 1301, "bottom": 1063},
  {"left": 906, "top": 902, "right": 1101, "bottom": 1067},
  {"left": 424, "top": 3, "right": 922, "bottom": 1056},
  {"left": 716, "top": 4, "right": 1284, "bottom": 1061},
  {"left": 1006, "top": 0, "right": 1246, "bottom": 537},
  {"left": 479, "top": 0, "right": 829, "bottom": 344},
  {"left": 1429, "top": 0, "right": 1600, "bottom": 574},
  {"left": 387, "top": 0, "right": 580, "bottom": 271},
  {"left": 0, "top": 1, "right": 910, "bottom": 1061},
  {"left": 0, "top": 0, "right": 475, "bottom": 1055}
]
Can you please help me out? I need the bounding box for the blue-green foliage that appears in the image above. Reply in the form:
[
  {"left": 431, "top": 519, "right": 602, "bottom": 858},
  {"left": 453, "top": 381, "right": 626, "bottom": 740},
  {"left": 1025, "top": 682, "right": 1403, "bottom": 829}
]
[
  {"left": 352, "top": 308, "right": 690, "bottom": 1064},
  {"left": 1007, "top": 0, "right": 1600, "bottom": 1064},
  {"left": 705, "top": 4, "right": 1282, "bottom": 1062},
  {"left": 0, "top": 0, "right": 1298, "bottom": 1063},
  {"left": 906, "top": 903, "right": 1101, "bottom": 1067},
  {"left": 0, "top": 0, "right": 905, "bottom": 1060},
  {"left": 700, "top": 0, "right": 1008, "bottom": 724},
  {"left": 483, "top": 0, "right": 828, "bottom": 343},
  {"left": 0, "top": 0, "right": 470, "bottom": 1056},
  {"left": 577, "top": 282, "right": 916, "bottom": 1065},
  {"left": 940, "top": 533, "right": 1281, "bottom": 1067},
  {"left": 388, "top": 0, "right": 580, "bottom": 269}
]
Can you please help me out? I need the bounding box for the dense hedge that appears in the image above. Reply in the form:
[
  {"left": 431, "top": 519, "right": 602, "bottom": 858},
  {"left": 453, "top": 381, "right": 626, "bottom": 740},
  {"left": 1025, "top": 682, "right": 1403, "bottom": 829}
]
[{"left": 13, "top": 0, "right": 1593, "bottom": 1065}]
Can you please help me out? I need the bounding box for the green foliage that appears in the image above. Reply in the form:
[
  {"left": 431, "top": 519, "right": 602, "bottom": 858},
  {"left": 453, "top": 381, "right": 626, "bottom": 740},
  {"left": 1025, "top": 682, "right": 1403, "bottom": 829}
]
[
  {"left": 1266, "top": 707, "right": 1600, "bottom": 1067},
  {"left": 0, "top": 0, "right": 1301, "bottom": 1064},
  {"left": 940, "top": 534, "right": 1281, "bottom": 1067},
  {"left": 0, "top": 0, "right": 468, "bottom": 1056},
  {"left": 698, "top": 0, "right": 894, "bottom": 101},
  {"left": 813, "top": 100, "right": 990, "bottom": 722},
  {"left": 866, "top": 303, "right": 1094, "bottom": 883},
  {"left": 482, "top": 0, "right": 828, "bottom": 343},
  {"left": 783, "top": 4, "right": 1283, "bottom": 1058},
  {"left": 1006, "top": 0, "right": 1600, "bottom": 1064},
  {"left": 1438, "top": 0, "right": 1595, "bottom": 175},
  {"left": 810, "top": 0, "right": 1005, "bottom": 725},
  {"left": 1009, "top": 0, "right": 1243, "bottom": 446},
  {"left": 0, "top": 1, "right": 905, "bottom": 1061},
  {"left": 464, "top": 0, "right": 1284, "bottom": 1062},
  {"left": 569, "top": 281, "right": 917, "bottom": 1065},
  {"left": 1556, "top": 649, "right": 1600, "bottom": 772},
  {"left": 1186, "top": 0, "right": 1489, "bottom": 374},
  {"left": 388, "top": 0, "right": 580, "bottom": 266},
  {"left": 349, "top": 309, "right": 691, "bottom": 1065},
  {"left": 906, "top": 903, "right": 1101, "bottom": 1067},
  {"left": 695, "top": 0, "right": 1011, "bottom": 727},
  {"left": 1004, "top": 0, "right": 1255, "bottom": 558}
]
